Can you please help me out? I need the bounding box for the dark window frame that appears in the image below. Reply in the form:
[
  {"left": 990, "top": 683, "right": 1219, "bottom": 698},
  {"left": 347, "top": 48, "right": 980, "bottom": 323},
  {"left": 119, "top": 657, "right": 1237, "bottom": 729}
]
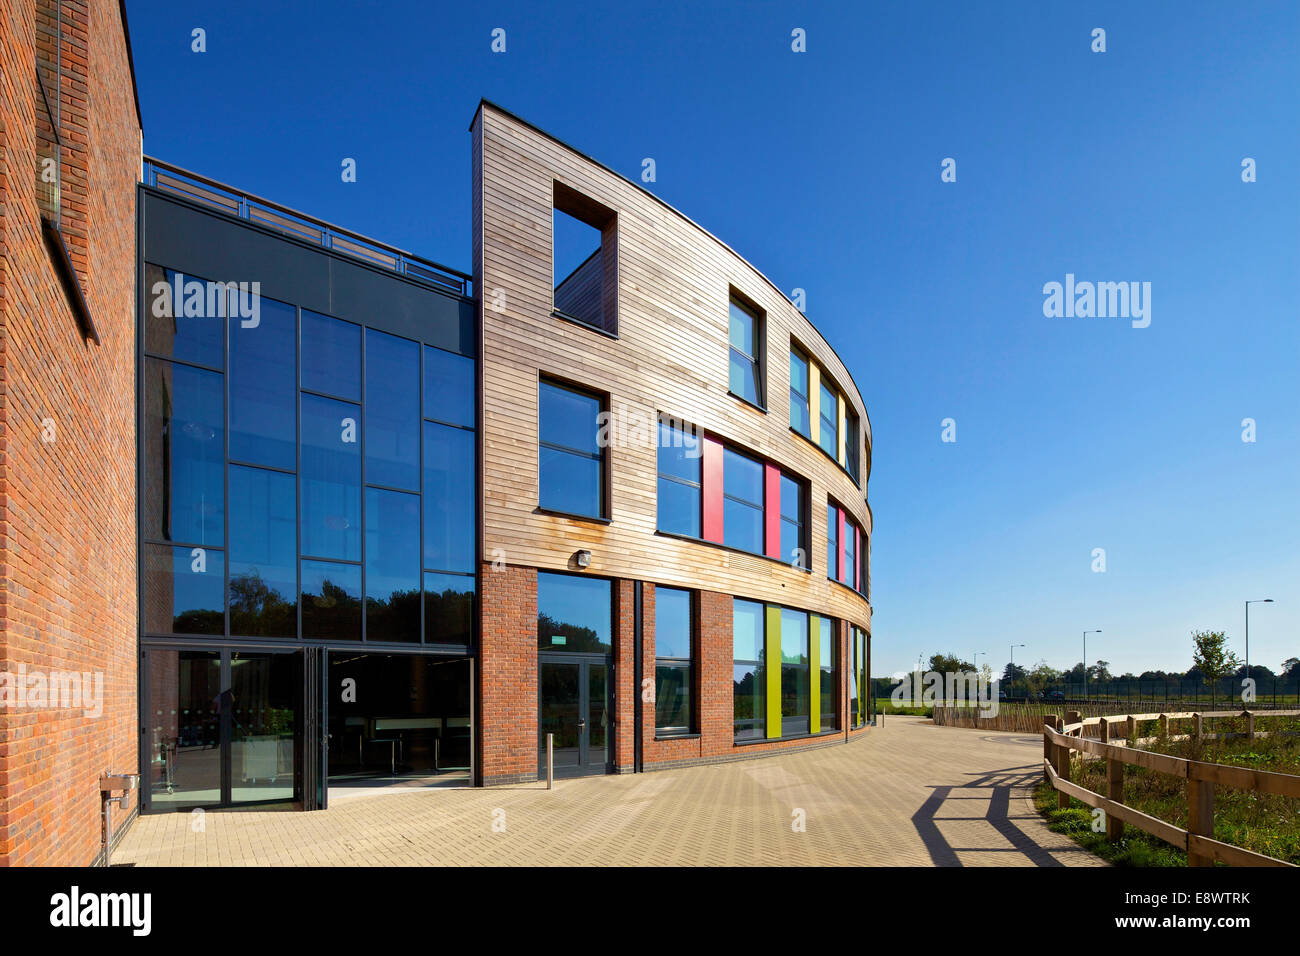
[
  {"left": 656, "top": 418, "right": 702, "bottom": 538},
  {"left": 727, "top": 292, "right": 766, "bottom": 411},
  {"left": 721, "top": 444, "right": 765, "bottom": 556},
  {"left": 551, "top": 181, "right": 618, "bottom": 337},
  {"left": 538, "top": 376, "right": 610, "bottom": 521},
  {"left": 653, "top": 586, "right": 696, "bottom": 736}
]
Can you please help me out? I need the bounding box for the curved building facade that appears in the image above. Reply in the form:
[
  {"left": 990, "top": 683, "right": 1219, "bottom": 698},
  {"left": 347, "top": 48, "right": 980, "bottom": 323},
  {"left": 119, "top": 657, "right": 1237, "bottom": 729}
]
[{"left": 473, "top": 102, "right": 873, "bottom": 783}]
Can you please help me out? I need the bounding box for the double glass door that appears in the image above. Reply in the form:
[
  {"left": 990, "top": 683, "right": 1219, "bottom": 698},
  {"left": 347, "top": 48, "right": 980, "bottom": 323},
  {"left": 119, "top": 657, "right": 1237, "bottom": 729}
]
[
  {"left": 539, "top": 654, "right": 610, "bottom": 777},
  {"left": 143, "top": 647, "right": 301, "bottom": 810}
]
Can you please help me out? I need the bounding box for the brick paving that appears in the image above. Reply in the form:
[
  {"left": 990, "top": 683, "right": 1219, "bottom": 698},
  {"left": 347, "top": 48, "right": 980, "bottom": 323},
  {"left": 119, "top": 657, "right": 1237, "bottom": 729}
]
[{"left": 113, "top": 716, "right": 1104, "bottom": 866}]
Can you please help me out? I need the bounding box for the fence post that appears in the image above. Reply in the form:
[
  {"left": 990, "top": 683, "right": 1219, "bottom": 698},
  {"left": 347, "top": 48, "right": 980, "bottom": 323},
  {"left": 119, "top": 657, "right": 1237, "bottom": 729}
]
[
  {"left": 1159, "top": 713, "right": 1169, "bottom": 738},
  {"left": 1099, "top": 719, "right": 1124, "bottom": 842},
  {"left": 1044, "top": 715, "right": 1058, "bottom": 784},
  {"left": 1193, "top": 712, "right": 1203, "bottom": 745},
  {"left": 1055, "top": 725, "right": 1072, "bottom": 809},
  {"left": 1187, "top": 770, "right": 1214, "bottom": 867},
  {"left": 1245, "top": 709, "right": 1254, "bottom": 740}
]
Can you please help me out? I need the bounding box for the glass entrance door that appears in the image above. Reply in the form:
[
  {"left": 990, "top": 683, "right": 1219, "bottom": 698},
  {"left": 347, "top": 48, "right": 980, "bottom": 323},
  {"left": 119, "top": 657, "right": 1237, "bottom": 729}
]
[
  {"left": 538, "top": 655, "right": 610, "bottom": 777},
  {"left": 143, "top": 647, "right": 301, "bottom": 810}
]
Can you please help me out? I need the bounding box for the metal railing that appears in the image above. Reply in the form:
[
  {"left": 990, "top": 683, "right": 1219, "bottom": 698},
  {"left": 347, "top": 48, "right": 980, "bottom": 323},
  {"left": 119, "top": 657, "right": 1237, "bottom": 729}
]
[{"left": 142, "top": 157, "right": 472, "bottom": 297}]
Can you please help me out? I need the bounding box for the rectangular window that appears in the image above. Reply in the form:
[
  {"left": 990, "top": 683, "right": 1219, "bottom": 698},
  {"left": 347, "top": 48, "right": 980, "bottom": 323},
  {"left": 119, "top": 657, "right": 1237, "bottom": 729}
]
[
  {"left": 229, "top": 465, "right": 297, "bottom": 638},
  {"left": 845, "top": 406, "right": 860, "bottom": 481},
  {"left": 843, "top": 517, "right": 857, "bottom": 589},
  {"left": 728, "top": 297, "right": 763, "bottom": 407},
  {"left": 424, "top": 571, "right": 475, "bottom": 645},
  {"left": 779, "top": 473, "right": 807, "bottom": 568},
  {"left": 732, "top": 598, "right": 766, "bottom": 741},
  {"left": 818, "top": 379, "right": 838, "bottom": 458},
  {"left": 826, "top": 504, "right": 839, "bottom": 581},
  {"left": 861, "top": 533, "right": 869, "bottom": 599},
  {"left": 423, "top": 421, "right": 475, "bottom": 573},
  {"left": 301, "top": 310, "right": 360, "bottom": 400},
  {"left": 538, "top": 572, "right": 611, "bottom": 652},
  {"left": 301, "top": 559, "right": 362, "bottom": 641},
  {"left": 365, "top": 329, "right": 420, "bottom": 491},
  {"left": 780, "top": 608, "right": 810, "bottom": 736},
  {"left": 144, "top": 265, "right": 224, "bottom": 369},
  {"left": 657, "top": 421, "right": 701, "bottom": 537},
  {"left": 229, "top": 296, "right": 296, "bottom": 470},
  {"left": 143, "top": 358, "right": 225, "bottom": 547},
  {"left": 848, "top": 632, "right": 860, "bottom": 729},
  {"left": 424, "top": 345, "right": 475, "bottom": 429},
  {"left": 552, "top": 183, "right": 616, "bottom": 335},
  {"left": 819, "top": 617, "right": 837, "bottom": 732},
  {"left": 539, "top": 379, "right": 605, "bottom": 518},
  {"left": 365, "top": 487, "right": 421, "bottom": 642},
  {"left": 142, "top": 544, "right": 225, "bottom": 635},
  {"left": 300, "top": 392, "right": 361, "bottom": 562},
  {"left": 850, "top": 627, "right": 868, "bottom": 728},
  {"left": 654, "top": 587, "right": 694, "bottom": 734},
  {"left": 789, "top": 349, "right": 810, "bottom": 437},
  {"left": 722, "top": 446, "right": 764, "bottom": 555}
]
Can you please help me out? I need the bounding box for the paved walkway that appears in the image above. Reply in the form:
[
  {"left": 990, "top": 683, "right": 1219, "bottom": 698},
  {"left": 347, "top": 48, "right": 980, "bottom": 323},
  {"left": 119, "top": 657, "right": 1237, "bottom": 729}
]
[{"left": 114, "top": 717, "right": 1104, "bottom": 866}]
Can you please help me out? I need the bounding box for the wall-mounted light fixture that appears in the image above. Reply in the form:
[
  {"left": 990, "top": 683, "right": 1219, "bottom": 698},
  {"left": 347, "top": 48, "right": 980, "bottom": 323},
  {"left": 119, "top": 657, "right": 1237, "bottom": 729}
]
[{"left": 574, "top": 549, "right": 591, "bottom": 568}]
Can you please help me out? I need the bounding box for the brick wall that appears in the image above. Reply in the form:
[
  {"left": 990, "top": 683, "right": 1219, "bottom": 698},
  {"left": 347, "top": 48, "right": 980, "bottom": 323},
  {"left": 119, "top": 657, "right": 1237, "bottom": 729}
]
[
  {"left": 477, "top": 562, "right": 538, "bottom": 785},
  {"left": 0, "top": 0, "right": 140, "bottom": 865}
]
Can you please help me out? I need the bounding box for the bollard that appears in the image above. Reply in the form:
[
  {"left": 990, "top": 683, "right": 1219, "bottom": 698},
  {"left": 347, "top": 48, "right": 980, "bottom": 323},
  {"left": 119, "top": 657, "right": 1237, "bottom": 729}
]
[{"left": 546, "top": 733, "right": 554, "bottom": 790}]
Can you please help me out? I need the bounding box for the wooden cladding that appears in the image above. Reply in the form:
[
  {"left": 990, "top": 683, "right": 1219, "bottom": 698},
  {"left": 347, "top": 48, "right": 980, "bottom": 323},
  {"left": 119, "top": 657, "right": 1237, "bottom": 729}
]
[{"left": 473, "top": 102, "right": 870, "bottom": 631}]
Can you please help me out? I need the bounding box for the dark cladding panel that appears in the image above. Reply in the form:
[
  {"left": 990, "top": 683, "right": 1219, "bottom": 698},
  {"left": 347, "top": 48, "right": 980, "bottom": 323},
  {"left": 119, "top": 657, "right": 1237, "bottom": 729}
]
[{"left": 140, "top": 188, "right": 474, "bottom": 357}]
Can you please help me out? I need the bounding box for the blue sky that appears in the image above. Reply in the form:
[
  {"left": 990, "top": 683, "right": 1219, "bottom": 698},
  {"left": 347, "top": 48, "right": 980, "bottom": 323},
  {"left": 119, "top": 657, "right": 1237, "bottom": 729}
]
[{"left": 127, "top": 0, "right": 1299, "bottom": 679}]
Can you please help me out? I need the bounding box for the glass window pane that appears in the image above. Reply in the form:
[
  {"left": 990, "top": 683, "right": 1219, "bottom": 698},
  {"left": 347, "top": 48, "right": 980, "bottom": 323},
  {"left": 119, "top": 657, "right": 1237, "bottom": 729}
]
[
  {"left": 820, "top": 617, "right": 837, "bottom": 732},
  {"left": 733, "top": 663, "right": 765, "bottom": 741},
  {"left": 723, "top": 447, "right": 763, "bottom": 504},
  {"left": 781, "top": 520, "right": 803, "bottom": 568},
  {"left": 143, "top": 544, "right": 224, "bottom": 635},
  {"left": 657, "top": 476, "right": 701, "bottom": 538},
  {"left": 781, "top": 608, "right": 810, "bottom": 736},
  {"left": 300, "top": 559, "right": 361, "bottom": 641},
  {"left": 424, "top": 571, "right": 475, "bottom": 645},
  {"left": 780, "top": 474, "right": 801, "bottom": 522},
  {"left": 789, "top": 350, "right": 808, "bottom": 398},
  {"left": 723, "top": 498, "right": 763, "bottom": 554},
  {"left": 423, "top": 421, "right": 475, "bottom": 573},
  {"left": 302, "top": 309, "right": 360, "bottom": 400},
  {"left": 537, "top": 572, "right": 610, "bottom": 652},
  {"left": 729, "top": 350, "right": 760, "bottom": 404},
  {"left": 844, "top": 522, "right": 856, "bottom": 587},
  {"left": 424, "top": 346, "right": 474, "bottom": 428},
  {"left": 365, "top": 488, "right": 420, "bottom": 642},
  {"left": 365, "top": 329, "right": 420, "bottom": 491},
  {"left": 791, "top": 395, "right": 809, "bottom": 436},
  {"left": 539, "top": 380, "right": 600, "bottom": 455},
  {"left": 229, "top": 296, "right": 296, "bottom": 469},
  {"left": 728, "top": 300, "right": 754, "bottom": 355},
  {"left": 827, "top": 506, "right": 839, "bottom": 579},
  {"left": 655, "top": 587, "right": 692, "bottom": 658},
  {"left": 732, "top": 599, "right": 765, "bottom": 662},
  {"left": 819, "top": 382, "right": 838, "bottom": 457},
  {"left": 144, "top": 358, "right": 224, "bottom": 547},
  {"left": 539, "top": 446, "right": 601, "bottom": 517},
  {"left": 229, "top": 465, "right": 297, "bottom": 637},
  {"left": 657, "top": 422, "right": 701, "bottom": 484},
  {"left": 655, "top": 664, "right": 692, "bottom": 731},
  {"left": 301, "top": 393, "right": 361, "bottom": 561},
  {"left": 144, "top": 265, "right": 224, "bottom": 368}
]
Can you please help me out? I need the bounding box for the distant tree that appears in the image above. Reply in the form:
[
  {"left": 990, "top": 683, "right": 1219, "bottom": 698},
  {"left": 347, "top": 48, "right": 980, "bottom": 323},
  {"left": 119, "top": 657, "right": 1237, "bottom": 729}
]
[
  {"left": 928, "top": 653, "right": 974, "bottom": 674},
  {"left": 1001, "top": 662, "right": 1027, "bottom": 685},
  {"left": 1281, "top": 657, "right": 1300, "bottom": 690},
  {"left": 1191, "top": 630, "right": 1240, "bottom": 694},
  {"left": 1026, "top": 660, "right": 1061, "bottom": 698},
  {"left": 1090, "top": 660, "right": 1113, "bottom": 683}
]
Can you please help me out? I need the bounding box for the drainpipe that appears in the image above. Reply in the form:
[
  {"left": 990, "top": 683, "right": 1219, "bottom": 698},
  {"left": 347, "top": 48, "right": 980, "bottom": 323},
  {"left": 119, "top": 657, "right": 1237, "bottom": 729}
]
[
  {"left": 633, "top": 581, "right": 643, "bottom": 773},
  {"left": 99, "top": 773, "right": 139, "bottom": 866}
]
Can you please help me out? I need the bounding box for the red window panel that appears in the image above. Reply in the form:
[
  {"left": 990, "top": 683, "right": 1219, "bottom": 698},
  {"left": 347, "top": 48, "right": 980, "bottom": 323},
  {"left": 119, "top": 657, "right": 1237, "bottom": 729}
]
[
  {"left": 702, "top": 435, "right": 724, "bottom": 542},
  {"left": 764, "top": 463, "right": 781, "bottom": 559}
]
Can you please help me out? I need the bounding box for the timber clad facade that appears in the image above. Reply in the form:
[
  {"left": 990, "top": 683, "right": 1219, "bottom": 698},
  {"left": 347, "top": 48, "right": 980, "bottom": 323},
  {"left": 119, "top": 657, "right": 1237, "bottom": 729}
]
[{"left": 0, "top": 6, "right": 873, "bottom": 861}]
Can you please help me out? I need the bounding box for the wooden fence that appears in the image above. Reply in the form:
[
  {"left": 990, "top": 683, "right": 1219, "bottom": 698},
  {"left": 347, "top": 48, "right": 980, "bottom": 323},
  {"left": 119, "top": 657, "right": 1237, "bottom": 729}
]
[{"left": 1042, "top": 709, "right": 1300, "bottom": 867}]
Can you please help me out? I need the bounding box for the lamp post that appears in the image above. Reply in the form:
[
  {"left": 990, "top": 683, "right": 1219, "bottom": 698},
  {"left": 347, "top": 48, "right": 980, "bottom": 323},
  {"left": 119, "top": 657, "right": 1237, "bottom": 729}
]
[
  {"left": 1011, "top": 643, "right": 1025, "bottom": 698},
  {"left": 1083, "top": 630, "right": 1102, "bottom": 700},
  {"left": 1245, "top": 599, "right": 1273, "bottom": 679}
]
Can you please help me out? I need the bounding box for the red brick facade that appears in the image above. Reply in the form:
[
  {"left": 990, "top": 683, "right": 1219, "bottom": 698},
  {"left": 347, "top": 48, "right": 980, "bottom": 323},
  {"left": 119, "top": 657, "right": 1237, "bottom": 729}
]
[
  {"left": 477, "top": 562, "right": 539, "bottom": 785},
  {"left": 0, "top": 0, "right": 141, "bottom": 864}
]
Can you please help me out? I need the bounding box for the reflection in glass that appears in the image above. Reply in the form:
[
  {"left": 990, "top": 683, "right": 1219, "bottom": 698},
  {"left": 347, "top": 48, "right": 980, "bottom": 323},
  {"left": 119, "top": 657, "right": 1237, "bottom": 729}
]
[
  {"left": 424, "top": 572, "right": 475, "bottom": 645},
  {"left": 423, "top": 421, "right": 474, "bottom": 574},
  {"left": 654, "top": 587, "right": 692, "bottom": 658},
  {"left": 424, "top": 346, "right": 474, "bottom": 428},
  {"left": 780, "top": 474, "right": 806, "bottom": 568},
  {"left": 301, "top": 560, "right": 362, "bottom": 641},
  {"left": 539, "top": 661, "right": 581, "bottom": 771},
  {"left": 827, "top": 506, "right": 839, "bottom": 580},
  {"left": 733, "top": 599, "right": 766, "bottom": 740},
  {"left": 657, "top": 422, "right": 701, "bottom": 537},
  {"left": 148, "top": 649, "right": 222, "bottom": 808},
  {"left": 143, "top": 544, "right": 224, "bottom": 635},
  {"left": 302, "top": 310, "right": 360, "bottom": 400},
  {"left": 820, "top": 616, "right": 837, "bottom": 732},
  {"left": 229, "top": 652, "right": 297, "bottom": 803},
  {"left": 229, "top": 296, "right": 296, "bottom": 469},
  {"left": 539, "top": 380, "right": 602, "bottom": 517},
  {"left": 144, "top": 358, "right": 225, "bottom": 546},
  {"left": 143, "top": 265, "right": 224, "bottom": 368},
  {"left": 789, "top": 349, "right": 810, "bottom": 436},
  {"left": 728, "top": 298, "right": 761, "bottom": 405},
  {"left": 723, "top": 447, "right": 764, "bottom": 555},
  {"left": 819, "top": 380, "right": 838, "bottom": 458},
  {"left": 655, "top": 664, "right": 691, "bottom": 732},
  {"left": 229, "top": 465, "right": 297, "bottom": 637},
  {"left": 365, "top": 329, "right": 420, "bottom": 491},
  {"left": 301, "top": 393, "right": 361, "bottom": 561},
  {"left": 780, "top": 608, "right": 810, "bottom": 736},
  {"left": 589, "top": 663, "right": 609, "bottom": 767},
  {"left": 537, "top": 572, "right": 610, "bottom": 651},
  {"left": 365, "top": 487, "right": 420, "bottom": 642}
]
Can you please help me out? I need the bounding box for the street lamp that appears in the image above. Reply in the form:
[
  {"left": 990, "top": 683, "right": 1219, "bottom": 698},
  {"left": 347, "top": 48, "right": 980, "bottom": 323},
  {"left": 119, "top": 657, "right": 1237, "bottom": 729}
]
[
  {"left": 1245, "top": 599, "right": 1273, "bottom": 678},
  {"left": 1011, "top": 643, "right": 1025, "bottom": 698},
  {"left": 1083, "top": 630, "right": 1102, "bottom": 699}
]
